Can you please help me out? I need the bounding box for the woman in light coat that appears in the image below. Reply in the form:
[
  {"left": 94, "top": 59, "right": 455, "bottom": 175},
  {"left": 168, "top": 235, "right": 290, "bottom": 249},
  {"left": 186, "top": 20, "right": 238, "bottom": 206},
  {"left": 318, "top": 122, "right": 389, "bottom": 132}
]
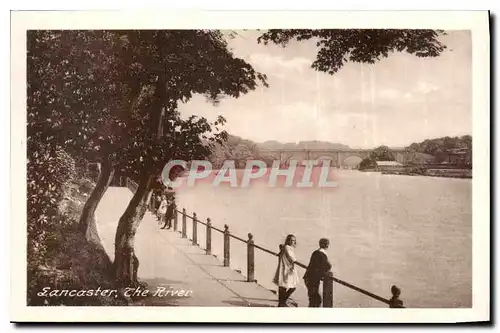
[
  {"left": 273, "top": 234, "right": 299, "bottom": 307},
  {"left": 157, "top": 195, "right": 168, "bottom": 226}
]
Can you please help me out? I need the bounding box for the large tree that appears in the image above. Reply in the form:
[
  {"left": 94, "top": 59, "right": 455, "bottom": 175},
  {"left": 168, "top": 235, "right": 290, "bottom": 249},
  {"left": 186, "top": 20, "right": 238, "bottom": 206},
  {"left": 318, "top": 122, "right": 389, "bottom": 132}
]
[{"left": 110, "top": 30, "right": 268, "bottom": 287}]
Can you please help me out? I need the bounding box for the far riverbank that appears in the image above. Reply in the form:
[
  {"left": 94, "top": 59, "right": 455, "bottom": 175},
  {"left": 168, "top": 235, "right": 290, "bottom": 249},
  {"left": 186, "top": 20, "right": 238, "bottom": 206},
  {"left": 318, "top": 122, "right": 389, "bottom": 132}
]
[{"left": 379, "top": 169, "right": 472, "bottom": 179}]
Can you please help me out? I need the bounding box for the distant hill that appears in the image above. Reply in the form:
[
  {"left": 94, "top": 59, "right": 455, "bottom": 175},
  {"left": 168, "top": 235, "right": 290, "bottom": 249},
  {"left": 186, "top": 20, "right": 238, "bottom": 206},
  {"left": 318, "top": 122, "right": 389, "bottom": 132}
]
[{"left": 258, "top": 140, "right": 351, "bottom": 150}]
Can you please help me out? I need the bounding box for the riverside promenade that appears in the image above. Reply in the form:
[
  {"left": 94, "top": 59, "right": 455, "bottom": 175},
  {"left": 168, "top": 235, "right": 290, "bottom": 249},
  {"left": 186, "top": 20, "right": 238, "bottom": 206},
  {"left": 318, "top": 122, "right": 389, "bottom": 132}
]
[{"left": 95, "top": 186, "right": 279, "bottom": 307}]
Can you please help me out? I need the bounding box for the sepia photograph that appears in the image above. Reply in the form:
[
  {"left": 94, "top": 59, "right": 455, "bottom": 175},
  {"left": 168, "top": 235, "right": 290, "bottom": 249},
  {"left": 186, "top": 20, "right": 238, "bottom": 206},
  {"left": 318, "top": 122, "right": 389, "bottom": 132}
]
[{"left": 10, "top": 10, "right": 490, "bottom": 323}]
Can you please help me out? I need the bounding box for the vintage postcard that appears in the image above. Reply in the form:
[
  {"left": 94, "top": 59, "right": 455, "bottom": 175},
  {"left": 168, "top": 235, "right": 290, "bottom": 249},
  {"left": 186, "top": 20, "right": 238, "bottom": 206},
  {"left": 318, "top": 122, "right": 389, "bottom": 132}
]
[{"left": 10, "top": 10, "right": 490, "bottom": 323}]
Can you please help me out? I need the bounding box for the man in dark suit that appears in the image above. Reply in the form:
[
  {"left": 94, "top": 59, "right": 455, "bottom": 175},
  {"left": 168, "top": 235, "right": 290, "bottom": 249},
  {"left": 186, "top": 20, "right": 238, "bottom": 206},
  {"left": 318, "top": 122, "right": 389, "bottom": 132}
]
[{"left": 303, "top": 238, "right": 332, "bottom": 307}]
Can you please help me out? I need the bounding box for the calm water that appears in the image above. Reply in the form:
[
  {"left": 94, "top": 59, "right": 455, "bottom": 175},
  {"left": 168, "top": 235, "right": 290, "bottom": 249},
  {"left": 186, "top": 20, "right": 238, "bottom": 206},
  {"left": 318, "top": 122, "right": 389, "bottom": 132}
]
[{"left": 175, "top": 170, "right": 472, "bottom": 308}]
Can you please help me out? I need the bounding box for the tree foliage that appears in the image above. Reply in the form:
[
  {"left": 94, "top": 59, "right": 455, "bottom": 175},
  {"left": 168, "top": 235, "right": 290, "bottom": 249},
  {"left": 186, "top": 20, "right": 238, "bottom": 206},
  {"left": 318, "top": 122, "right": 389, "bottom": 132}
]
[
  {"left": 28, "top": 30, "right": 269, "bottom": 174},
  {"left": 406, "top": 135, "right": 472, "bottom": 166},
  {"left": 406, "top": 135, "right": 472, "bottom": 155},
  {"left": 27, "top": 30, "right": 135, "bottom": 163},
  {"left": 111, "top": 30, "right": 268, "bottom": 176},
  {"left": 359, "top": 157, "right": 376, "bottom": 171},
  {"left": 370, "top": 145, "right": 396, "bottom": 161},
  {"left": 258, "top": 29, "right": 446, "bottom": 74},
  {"left": 209, "top": 134, "right": 262, "bottom": 168},
  {"left": 27, "top": 141, "right": 76, "bottom": 264},
  {"left": 358, "top": 145, "right": 395, "bottom": 170}
]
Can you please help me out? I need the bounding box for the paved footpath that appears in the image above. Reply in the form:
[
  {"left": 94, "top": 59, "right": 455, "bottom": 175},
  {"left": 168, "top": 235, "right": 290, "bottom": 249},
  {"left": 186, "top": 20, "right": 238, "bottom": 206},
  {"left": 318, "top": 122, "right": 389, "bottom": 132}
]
[{"left": 96, "top": 186, "right": 279, "bottom": 307}]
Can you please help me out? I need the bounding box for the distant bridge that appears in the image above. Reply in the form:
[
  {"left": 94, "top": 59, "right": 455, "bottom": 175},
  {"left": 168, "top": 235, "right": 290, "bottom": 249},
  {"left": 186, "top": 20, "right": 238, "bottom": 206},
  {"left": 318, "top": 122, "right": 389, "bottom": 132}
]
[{"left": 260, "top": 148, "right": 407, "bottom": 168}]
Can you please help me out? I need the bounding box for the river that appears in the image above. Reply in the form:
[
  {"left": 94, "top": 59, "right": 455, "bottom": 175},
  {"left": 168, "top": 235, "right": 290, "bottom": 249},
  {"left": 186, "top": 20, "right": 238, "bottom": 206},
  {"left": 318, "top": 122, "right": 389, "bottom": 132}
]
[{"left": 175, "top": 170, "right": 472, "bottom": 308}]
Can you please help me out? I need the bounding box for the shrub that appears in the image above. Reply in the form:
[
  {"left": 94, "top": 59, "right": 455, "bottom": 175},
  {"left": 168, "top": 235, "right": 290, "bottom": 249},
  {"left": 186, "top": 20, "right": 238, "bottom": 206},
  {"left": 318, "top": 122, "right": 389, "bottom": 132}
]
[
  {"left": 27, "top": 141, "right": 76, "bottom": 268},
  {"left": 26, "top": 140, "right": 127, "bottom": 306},
  {"left": 27, "top": 215, "right": 126, "bottom": 306},
  {"left": 359, "top": 157, "right": 376, "bottom": 170}
]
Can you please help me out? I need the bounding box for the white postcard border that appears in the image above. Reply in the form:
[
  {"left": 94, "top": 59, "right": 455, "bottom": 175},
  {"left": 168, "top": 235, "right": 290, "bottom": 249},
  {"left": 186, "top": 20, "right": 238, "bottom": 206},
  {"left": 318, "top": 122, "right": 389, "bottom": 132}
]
[{"left": 10, "top": 10, "right": 490, "bottom": 323}]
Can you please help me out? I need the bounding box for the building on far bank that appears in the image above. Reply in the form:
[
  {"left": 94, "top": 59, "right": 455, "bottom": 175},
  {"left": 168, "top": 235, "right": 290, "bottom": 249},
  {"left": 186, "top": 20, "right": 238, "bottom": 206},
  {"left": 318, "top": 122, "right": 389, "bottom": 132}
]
[
  {"left": 446, "top": 148, "right": 471, "bottom": 165},
  {"left": 375, "top": 161, "right": 405, "bottom": 173}
]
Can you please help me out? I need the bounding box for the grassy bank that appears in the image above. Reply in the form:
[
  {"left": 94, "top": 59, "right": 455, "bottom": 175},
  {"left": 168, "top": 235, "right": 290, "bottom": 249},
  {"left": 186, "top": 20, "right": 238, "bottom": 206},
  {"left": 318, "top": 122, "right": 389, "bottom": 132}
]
[{"left": 27, "top": 178, "right": 128, "bottom": 306}]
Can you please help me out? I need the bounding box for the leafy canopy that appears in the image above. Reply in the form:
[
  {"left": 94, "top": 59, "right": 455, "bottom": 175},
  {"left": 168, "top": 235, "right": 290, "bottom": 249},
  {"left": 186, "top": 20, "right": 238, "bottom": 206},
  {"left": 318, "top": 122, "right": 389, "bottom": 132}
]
[
  {"left": 28, "top": 30, "right": 269, "bottom": 176},
  {"left": 370, "top": 145, "right": 396, "bottom": 161},
  {"left": 258, "top": 29, "right": 446, "bottom": 74}
]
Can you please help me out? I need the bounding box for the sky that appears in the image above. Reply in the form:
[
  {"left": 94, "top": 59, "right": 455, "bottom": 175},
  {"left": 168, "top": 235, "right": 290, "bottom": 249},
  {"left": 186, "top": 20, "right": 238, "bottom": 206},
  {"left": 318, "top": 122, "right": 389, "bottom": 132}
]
[{"left": 178, "top": 30, "right": 472, "bottom": 149}]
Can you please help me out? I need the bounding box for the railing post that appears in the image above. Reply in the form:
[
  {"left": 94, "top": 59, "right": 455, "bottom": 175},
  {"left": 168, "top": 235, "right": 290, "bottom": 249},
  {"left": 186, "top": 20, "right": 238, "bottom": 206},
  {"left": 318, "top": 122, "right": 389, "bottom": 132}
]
[
  {"left": 322, "top": 271, "right": 334, "bottom": 307},
  {"left": 247, "top": 233, "right": 255, "bottom": 282},
  {"left": 192, "top": 212, "right": 198, "bottom": 246},
  {"left": 182, "top": 208, "right": 187, "bottom": 238},
  {"left": 173, "top": 210, "right": 178, "bottom": 232},
  {"left": 389, "top": 285, "right": 404, "bottom": 308},
  {"left": 206, "top": 218, "right": 212, "bottom": 255},
  {"left": 223, "top": 224, "right": 230, "bottom": 267}
]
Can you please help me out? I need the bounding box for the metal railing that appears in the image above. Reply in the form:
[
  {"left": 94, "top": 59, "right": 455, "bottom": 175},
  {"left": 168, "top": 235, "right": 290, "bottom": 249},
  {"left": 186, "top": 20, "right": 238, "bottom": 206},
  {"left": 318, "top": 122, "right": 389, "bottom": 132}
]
[
  {"left": 174, "top": 208, "right": 405, "bottom": 308},
  {"left": 124, "top": 177, "right": 404, "bottom": 308}
]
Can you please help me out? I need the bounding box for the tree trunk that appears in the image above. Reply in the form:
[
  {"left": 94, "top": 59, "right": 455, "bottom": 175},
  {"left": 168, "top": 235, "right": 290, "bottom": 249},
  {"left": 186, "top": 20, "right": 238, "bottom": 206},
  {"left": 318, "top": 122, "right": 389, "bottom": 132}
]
[
  {"left": 114, "top": 60, "right": 166, "bottom": 287},
  {"left": 113, "top": 169, "right": 154, "bottom": 287},
  {"left": 79, "top": 157, "right": 115, "bottom": 245}
]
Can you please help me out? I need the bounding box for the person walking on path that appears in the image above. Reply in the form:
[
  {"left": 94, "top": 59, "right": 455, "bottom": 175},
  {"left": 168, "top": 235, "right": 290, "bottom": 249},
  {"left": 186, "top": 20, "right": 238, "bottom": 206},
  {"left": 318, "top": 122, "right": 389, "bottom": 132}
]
[
  {"left": 155, "top": 191, "right": 162, "bottom": 211},
  {"left": 157, "top": 195, "right": 168, "bottom": 226},
  {"left": 161, "top": 193, "right": 176, "bottom": 230},
  {"left": 303, "top": 238, "right": 332, "bottom": 307},
  {"left": 273, "top": 234, "right": 299, "bottom": 307},
  {"left": 154, "top": 192, "right": 163, "bottom": 219}
]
